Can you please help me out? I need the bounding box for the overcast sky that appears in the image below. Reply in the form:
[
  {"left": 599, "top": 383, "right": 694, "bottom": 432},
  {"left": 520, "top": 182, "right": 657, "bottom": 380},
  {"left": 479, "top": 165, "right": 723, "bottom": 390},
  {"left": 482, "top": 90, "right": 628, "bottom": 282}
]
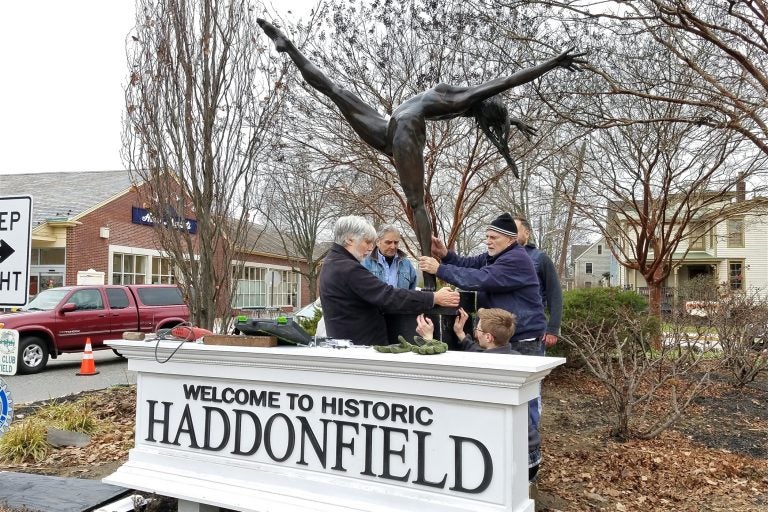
[{"left": 0, "top": 0, "right": 316, "bottom": 175}]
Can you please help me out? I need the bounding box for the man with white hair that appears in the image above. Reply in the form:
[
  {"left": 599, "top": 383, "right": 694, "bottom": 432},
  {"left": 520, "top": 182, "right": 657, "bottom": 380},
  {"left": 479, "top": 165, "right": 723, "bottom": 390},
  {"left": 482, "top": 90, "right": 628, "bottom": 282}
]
[
  {"left": 319, "top": 215, "right": 460, "bottom": 346},
  {"left": 363, "top": 224, "right": 418, "bottom": 289}
]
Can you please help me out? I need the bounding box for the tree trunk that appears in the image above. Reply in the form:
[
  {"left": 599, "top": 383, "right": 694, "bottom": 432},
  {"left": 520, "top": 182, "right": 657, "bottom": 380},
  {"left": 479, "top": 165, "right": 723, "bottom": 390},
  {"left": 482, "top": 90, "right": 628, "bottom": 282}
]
[
  {"left": 559, "top": 143, "right": 585, "bottom": 279},
  {"left": 647, "top": 281, "right": 663, "bottom": 350}
]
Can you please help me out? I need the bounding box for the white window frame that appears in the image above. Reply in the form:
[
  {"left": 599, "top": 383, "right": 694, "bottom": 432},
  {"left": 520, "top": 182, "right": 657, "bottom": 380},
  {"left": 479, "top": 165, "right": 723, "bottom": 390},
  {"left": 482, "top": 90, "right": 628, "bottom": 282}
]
[
  {"left": 232, "top": 262, "right": 300, "bottom": 309},
  {"left": 108, "top": 245, "right": 184, "bottom": 285}
]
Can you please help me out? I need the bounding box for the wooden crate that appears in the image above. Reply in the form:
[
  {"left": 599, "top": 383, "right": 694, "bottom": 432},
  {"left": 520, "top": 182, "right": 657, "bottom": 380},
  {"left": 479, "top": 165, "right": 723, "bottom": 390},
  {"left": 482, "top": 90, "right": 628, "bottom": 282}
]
[{"left": 202, "top": 335, "right": 277, "bottom": 347}]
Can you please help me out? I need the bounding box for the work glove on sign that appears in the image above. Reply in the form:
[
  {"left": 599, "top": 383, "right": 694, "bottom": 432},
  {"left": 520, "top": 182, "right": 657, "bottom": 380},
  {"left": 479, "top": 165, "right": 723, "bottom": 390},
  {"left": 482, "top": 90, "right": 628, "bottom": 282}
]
[{"left": 373, "top": 335, "right": 448, "bottom": 355}]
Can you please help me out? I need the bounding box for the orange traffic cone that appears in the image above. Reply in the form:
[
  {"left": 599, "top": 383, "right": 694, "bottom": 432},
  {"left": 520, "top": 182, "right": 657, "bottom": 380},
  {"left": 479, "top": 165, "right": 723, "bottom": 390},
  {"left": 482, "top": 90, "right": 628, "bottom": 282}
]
[{"left": 76, "top": 338, "right": 99, "bottom": 376}]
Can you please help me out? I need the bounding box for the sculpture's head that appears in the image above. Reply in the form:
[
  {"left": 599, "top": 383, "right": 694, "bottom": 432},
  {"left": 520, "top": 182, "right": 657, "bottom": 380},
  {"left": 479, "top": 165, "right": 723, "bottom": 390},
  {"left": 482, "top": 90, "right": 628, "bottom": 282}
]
[{"left": 471, "top": 97, "right": 519, "bottom": 178}]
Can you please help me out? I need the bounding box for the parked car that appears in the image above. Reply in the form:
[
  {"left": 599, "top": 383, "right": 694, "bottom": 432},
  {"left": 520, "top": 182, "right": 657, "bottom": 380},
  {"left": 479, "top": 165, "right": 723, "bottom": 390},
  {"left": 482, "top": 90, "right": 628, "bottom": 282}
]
[{"left": 0, "top": 284, "right": 189, "bottom": 374}]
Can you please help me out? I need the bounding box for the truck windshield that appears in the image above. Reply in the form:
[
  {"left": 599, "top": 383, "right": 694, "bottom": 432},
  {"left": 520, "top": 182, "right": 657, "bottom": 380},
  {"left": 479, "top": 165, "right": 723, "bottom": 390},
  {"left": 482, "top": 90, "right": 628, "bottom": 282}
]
[{"left": 24, "top": 288, "right": 71, "bottom": 311}]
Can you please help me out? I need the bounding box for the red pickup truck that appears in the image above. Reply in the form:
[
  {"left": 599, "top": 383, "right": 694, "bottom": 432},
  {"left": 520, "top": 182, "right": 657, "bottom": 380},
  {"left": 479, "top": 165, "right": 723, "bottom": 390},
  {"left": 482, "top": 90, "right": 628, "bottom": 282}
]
[{"left": 0, "top": 285, "right": 189, "bottom": 374}]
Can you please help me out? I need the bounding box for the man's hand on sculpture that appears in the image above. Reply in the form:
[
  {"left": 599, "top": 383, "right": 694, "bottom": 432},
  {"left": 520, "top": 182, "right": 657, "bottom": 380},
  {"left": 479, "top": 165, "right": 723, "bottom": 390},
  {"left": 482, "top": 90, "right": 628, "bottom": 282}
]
[
  {"left": 418, "top": 256, "right": 440, "bottom": 275},
  {"left": 433, "top": 287, "right": 460, "bottom": 307},
  {"left": 552, "top": 48, "right": 588, "bottom": 72},
  {"left": 430, "top": 236, "right": 448, "bottom": 258}
]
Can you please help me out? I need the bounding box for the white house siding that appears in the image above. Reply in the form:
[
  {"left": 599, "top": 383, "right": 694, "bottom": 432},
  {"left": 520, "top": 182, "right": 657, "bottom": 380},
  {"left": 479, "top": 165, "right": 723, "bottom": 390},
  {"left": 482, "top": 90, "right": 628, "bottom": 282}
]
[
  {"left": 714, "top": 214, "right": 768, "bottom": 295},
  {"left": 574, "top": 239, "right": 612, "bottom": 288},
  {"left": 615, "top": 212, "right": 768, "bottom": 299}
]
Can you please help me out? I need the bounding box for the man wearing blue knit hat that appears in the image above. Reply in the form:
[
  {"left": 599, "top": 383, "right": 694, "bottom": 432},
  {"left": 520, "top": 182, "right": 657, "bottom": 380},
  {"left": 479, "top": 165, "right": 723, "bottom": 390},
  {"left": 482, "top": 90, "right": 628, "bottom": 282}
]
[{"left": 418, "top": 212, "right": 547, "bottom": 481}]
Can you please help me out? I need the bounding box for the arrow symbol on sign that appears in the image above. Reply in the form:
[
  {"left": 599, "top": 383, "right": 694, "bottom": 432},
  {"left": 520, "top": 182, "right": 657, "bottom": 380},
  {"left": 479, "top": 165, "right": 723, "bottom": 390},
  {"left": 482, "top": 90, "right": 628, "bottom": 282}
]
[{"left": 0, "top": 239, "right": 15, "bottom": 264}]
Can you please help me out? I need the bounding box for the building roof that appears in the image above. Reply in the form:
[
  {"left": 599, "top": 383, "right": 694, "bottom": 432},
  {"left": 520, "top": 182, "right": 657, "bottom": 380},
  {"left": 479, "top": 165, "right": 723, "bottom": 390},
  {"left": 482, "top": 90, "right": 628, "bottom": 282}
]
[
  {"left": 240, "top": 222, "right": 331, "bottom": 260},
  {"left": 571, "top": 244, "right": 591, "bottom": 262},
  {"left": 1, "top": 170, "right": 133, "bottom": 227}
]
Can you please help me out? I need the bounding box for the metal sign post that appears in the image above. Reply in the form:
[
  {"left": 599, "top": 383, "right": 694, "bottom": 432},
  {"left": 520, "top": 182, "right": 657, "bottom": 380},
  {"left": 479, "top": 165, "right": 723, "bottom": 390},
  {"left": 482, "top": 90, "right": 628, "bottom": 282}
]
[{"left": 0, "top": 196, "right": 32, "bottom": 306}]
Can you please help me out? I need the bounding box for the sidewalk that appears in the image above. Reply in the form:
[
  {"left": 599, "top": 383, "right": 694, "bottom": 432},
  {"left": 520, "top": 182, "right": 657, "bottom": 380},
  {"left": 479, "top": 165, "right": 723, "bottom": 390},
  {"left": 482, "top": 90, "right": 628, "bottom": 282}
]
[{"left": 0, "top": 471, "right": 129, "bottom": 512}]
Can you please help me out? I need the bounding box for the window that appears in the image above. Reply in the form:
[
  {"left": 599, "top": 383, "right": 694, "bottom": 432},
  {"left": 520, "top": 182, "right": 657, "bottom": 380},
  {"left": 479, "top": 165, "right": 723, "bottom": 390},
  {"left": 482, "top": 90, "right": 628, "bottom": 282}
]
[
  {"left": 597, "top": 245, "right": 602, "bottom": 255},
  {"left": 232, "top": 265, "right": 299, "bottom": 309},
  {"left": 727, "top": 218, "right": 745, "bottom": 248},
  {"left": 729, "top": 261, "right": 744, "bottom": 290},
  {"left": 689, "top": 222, "right": 708, "bottom": 250},
  {"left": 151, "top": 257, "right": 176, "bottom": 284},
  {"left": 112, "top": 253, "right": 147, "bottom": 284},
  {"left": 136, "top": 286, "right": 185, "bottom": 306},
  {"left": 106, "top": 288, "right": 130, "bottom": 309},
  {"left": 585, "top": 281, "right": 592, "bottom": 288},
  {"left": 585, "top": 262, "right": 593, "bottom": 274},
  {"left": 69, "top": 289, "right": 104, "bottom": 310},
  {"left": 31, "top": 248, "right": 66, "bottom": 265}
]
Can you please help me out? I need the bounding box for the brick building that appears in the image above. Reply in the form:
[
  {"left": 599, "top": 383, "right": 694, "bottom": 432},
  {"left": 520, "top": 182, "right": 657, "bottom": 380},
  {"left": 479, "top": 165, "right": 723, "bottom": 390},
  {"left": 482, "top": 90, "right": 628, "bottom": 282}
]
[{"left": 2, "top": 171, "right": 315, "bottom": 310}]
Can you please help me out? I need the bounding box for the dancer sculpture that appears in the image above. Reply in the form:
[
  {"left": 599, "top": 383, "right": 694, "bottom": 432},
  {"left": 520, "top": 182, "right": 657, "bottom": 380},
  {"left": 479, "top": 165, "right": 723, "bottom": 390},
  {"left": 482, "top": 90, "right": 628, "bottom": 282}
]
[{"left": 258, "top": 19, "right": 586, "bottom": 290}]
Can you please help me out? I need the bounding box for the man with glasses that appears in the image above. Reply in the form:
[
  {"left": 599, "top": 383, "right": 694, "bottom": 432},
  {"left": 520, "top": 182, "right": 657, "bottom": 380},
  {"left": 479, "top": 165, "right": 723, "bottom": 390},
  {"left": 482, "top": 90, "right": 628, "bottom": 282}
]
[{"left": 417, "top": 212, "right": 546, "bottom": 347}]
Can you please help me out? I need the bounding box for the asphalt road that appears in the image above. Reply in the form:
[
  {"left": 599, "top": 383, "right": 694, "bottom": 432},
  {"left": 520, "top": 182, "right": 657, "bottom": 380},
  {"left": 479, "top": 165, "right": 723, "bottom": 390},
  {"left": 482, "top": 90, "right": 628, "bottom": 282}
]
[{"left": 1, "top": 349, "right": 136, "bottom": 405}]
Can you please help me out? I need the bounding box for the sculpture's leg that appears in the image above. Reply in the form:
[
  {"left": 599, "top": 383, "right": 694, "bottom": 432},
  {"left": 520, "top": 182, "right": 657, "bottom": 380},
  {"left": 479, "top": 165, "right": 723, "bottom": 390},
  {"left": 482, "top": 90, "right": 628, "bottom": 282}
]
[
  {"left": 258, "top": 18, "right": 390, "bottom": 152},
  {"left": 390, "top": 115, "right": 436, "bottom": 291}
]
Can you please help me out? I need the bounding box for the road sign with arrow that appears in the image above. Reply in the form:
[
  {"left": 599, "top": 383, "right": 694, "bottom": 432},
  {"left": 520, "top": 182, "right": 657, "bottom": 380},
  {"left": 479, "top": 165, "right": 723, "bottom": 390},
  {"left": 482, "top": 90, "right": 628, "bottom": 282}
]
[{"left": 0, "top": 196, "right": 32, "bottom": 306}]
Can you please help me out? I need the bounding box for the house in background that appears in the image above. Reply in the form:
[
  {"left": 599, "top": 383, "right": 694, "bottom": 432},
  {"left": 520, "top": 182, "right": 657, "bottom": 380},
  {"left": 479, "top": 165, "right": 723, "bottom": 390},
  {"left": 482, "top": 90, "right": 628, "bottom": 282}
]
[
  {"left": 572, "top": 239, "right": 612, "bottom": 288},
  {"left": 608, "top": 187, "right": 768, "bottom": 302}
]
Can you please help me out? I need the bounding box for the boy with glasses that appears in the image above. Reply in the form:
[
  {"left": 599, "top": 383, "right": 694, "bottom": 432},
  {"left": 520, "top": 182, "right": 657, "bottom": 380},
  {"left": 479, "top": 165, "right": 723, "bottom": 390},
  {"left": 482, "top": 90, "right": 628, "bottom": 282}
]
[{"left": 415, "top": 307, "right": 541, "bottom": 481}]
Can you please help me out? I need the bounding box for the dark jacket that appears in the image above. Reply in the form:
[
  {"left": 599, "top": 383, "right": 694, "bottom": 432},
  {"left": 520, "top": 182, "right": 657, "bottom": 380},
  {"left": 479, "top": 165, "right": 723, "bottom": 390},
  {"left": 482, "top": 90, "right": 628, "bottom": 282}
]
[
  {"left": 456, "top": 334, "right": 514, "bottom": 353},
  {"left": 319, "top": 243, "right": 434, "bottom": 345},
  {"left": 523, "top": 243, "right": 563, "bottom": 337},
  {"left": 436, "top": 243, "right": 547, "bottom": 342},
  {"left": 362, "top": 248, "right": 418, "bottom": 289}
]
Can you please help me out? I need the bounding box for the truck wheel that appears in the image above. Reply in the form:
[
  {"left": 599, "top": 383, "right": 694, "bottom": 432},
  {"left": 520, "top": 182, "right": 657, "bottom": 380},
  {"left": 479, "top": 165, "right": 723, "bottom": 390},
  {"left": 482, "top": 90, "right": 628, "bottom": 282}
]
[{"left": 19, "top": 337, "right": 49, "bottom": 374}]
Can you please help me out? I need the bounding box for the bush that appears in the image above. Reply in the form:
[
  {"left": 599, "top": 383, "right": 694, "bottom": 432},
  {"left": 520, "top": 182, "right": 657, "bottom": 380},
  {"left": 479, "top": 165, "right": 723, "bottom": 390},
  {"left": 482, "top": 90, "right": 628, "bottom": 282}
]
[
  {"left": 0, "top": 420, "right": 49, "bottom": 463},
  {"left": 550, "top": 287, "right": 657, "bottom": 363},
  {"left": 296, "top": 307, "right": 322, "bottom": 336},
  {"left": 37, "top": 400, "right": 99, "bottom": 434}
]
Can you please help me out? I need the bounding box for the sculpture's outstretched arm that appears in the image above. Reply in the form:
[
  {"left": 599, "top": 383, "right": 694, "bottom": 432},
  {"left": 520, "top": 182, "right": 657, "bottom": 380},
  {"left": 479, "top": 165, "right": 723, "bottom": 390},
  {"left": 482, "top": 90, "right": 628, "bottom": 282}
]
[{"left": 442, "top": 48, "right": 588, "bottom": 113}]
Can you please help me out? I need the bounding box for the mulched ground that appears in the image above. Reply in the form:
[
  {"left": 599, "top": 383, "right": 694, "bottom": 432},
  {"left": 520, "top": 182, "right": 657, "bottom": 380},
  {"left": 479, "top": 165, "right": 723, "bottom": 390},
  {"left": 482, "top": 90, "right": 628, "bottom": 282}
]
[
  {"left": 2, "top": 369, "right": 767, "bottom": 512},
  {"left": 536, "top": 367, "right": 768, "bottom": 511}
]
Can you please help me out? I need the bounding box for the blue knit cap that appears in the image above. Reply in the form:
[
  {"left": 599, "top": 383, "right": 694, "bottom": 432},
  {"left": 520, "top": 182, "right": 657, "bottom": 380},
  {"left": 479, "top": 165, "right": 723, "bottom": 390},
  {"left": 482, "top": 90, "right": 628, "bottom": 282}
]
[{"left": 487, "top": 212, "right": 518, "bottom": 238}]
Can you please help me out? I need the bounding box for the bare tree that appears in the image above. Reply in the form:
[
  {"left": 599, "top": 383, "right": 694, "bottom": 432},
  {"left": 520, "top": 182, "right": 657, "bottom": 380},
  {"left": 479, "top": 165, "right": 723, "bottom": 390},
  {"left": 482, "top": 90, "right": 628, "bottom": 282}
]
[
  {"left": 577, "top": 113, "right": 764, "bottom": 319},
  {"left": 123, "top": 0, "right": 287, "bottom": 329},
  {"left": 563, "top": 308, "right": 715, "bottom": 440},
  {"left": 555, "top": 0, "right": 768, "bottom": 158},
  {"left": 258, "top": 150, "right": 340, "bottom": 302}
]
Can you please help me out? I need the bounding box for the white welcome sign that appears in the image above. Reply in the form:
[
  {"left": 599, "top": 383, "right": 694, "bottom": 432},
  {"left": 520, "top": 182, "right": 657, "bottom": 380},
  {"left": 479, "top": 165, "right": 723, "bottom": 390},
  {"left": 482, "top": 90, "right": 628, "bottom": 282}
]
[{"left": 104, "top": 342, "right": 564, "bottom": 512}]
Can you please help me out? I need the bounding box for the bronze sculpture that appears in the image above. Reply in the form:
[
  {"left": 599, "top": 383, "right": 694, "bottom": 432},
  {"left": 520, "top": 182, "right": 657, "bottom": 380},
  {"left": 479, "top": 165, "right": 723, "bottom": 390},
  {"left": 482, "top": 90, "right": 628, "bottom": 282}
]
[{"left": 258, "top": 18, "right": 586, "bottom": 290}]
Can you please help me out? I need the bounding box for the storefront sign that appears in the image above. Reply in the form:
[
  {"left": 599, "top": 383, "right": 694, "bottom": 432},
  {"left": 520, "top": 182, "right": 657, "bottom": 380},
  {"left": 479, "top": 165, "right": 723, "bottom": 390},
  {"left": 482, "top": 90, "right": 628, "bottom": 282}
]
[
  {"left": 105, "top": 342, "right": 564, "bottom": 512},
  {"left": 131, "top": 207, "right": 197, "bottom": 234}
]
